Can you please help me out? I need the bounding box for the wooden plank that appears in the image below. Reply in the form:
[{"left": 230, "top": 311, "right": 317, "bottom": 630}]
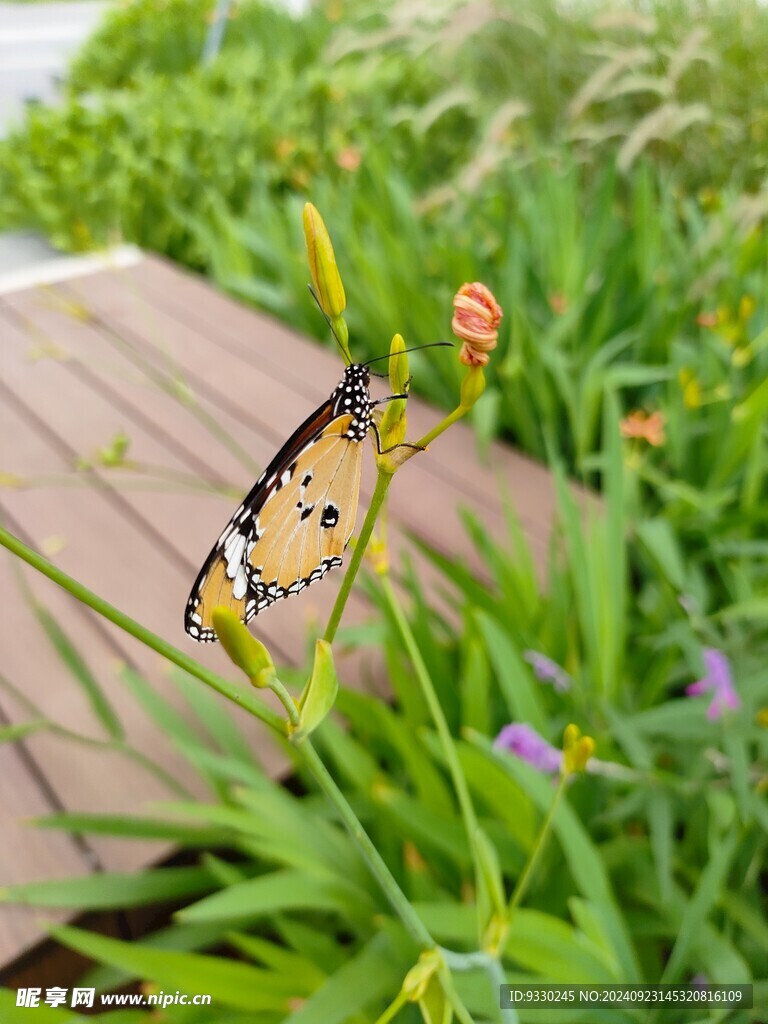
[
  {"left": 0, "top": 738, "right": 92, "bottom": 967},
  {"left": 47, "top": 263, "right": 552, "bottom": 573},
  {"left": 1, "top": 287, "right": 391, "bottom": 660},
  {"left": 0, "top": 394, "right": 216, "bottom": 840}
]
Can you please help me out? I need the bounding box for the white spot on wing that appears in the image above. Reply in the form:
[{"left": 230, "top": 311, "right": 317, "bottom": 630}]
[
  {"left": 224, "top": 532, "right": 246, "bottom": 579},
  {"left": 233, "top": 564, "right": 248, "bottom": 600}
]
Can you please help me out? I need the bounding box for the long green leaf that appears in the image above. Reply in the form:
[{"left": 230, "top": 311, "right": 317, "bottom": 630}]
[
  {"left": 284, "top": 926, "right": 415, "bottom": 1024},
  {"left": 32, "top": 811, "right": 234, "bottom": 847},
  {"left": 662, "top": 829, "right": 740, "bottom": 982},
  {"left": 51, "top": 925, "right": 296, "bottom": 1012},
  {"left": 1, "top": 866, "right": 216, "bottom": 909},
  {"left": 34, "top": 605, "right": 123, "bottom": 740},
  {"left": 178, "top": 869, "right": 376, "bottom": 924}
]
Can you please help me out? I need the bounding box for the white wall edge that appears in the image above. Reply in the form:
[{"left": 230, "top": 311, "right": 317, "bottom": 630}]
[{"left": 0, "top": 245, "right": 144, "bottom": 296}]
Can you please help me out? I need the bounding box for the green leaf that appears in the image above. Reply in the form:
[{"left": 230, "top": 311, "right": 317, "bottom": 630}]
[
  {"left": 0, "top": 989, "right": 78, "bottom": 1023},
  {"left": 647, "top": 793, "right": 673, "bottom": 905},
  {"left": 457, "top": 741, "right": 537, "bottom": 850},
  {"left": 178, "top": 869, "right": 376, "bottom": 924},
  {"left": 284, "top": 926, "right": 415, "bottom": 1024},
  {"left": 314, "top": 716, "right": 380, "bottom": 790},
  {"left": 476, "top": 612, "right": 547, "bottom": 731},
  {"left": 473, "top": 826, "right": 507, "bottom": 946},
  {"left": 168, "top": 667, "right": 256, "bottom": 765},
  {"left": 34, "top": 606, "right": 123, "bottom": 740},
  {"left": 120, "top": 666, "right": 218, "bottom": 787},
  {"left": 505, "top": 908, "right": 618, "bottom": 983},
  {"left": 635, "top": 518, "right": 687, "bottom": 593},
  {"left": 231, "top": 785, "right": 369, "bottom": 886},
  {"left": 31, "top": 811, "right": 235, "bottom": 848},
  {"left": 51, "top": 924, "right": 296, "bottom": 1012},
  {"left": 336, "top": 689, "right": 455, "bottom": 818},
  {"left": 295, "top": 639, "right": 338, "bottom": 740},
  {"left": 662, "top": 829, "right": 740, "bottom": 982},
  {"left": 1, "top": 866, "right": 216, "bottom": 909},
  {"left": 226, "top": 931, "right": 327, "bottom": 991},
  {"left": 82, "top": 920, "right": 238, "bottom": 993}
]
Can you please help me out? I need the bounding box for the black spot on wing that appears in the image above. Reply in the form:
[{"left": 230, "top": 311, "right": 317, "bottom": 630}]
[{"left": 320, "top": 504, "right": 340, "bottom": 529}]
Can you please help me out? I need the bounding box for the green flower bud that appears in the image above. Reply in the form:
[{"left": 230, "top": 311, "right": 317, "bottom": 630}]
[
  {"left": 379, "top": 334, "right": 409, "bottom": 451},
  {"left": 212, "top": 607, "right": 275, "bottom": 688},
  {"left": 459, "top": 365, "right": 486, "bottom": 410}
]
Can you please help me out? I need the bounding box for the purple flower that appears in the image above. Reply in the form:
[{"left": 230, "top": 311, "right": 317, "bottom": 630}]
[
  {"left": 523, "top": 650, "right": 571, "bottom": 692},
  {"left": 494, "top": 724, "right": 562, "bottom": 775},
  {"left": 686, "top": 648, "right": 740, "bottom": 720}
]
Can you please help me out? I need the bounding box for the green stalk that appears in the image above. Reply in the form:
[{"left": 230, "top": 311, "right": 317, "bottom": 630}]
[
  {"left": 413, "top": 404, "right": 468, "bottom": 451},
  {"left": 0, "top": 525, "right": 285, "bottom": 735},
  {"left": 323, "top": 467, "right": 392, "bottom": 644},
  {"left": 507, "top": 772, "right": 568, "bottom": 918},
  {"left": 372, "top": 990, "right": 408, "bottom": 1024},
  {"left": 297, "top": 737, "right": 435, "bottom": 950},
  {"left": 436, "top": 964, "right": 477, "bottom": 1024},
  {"left": 268, "top": 675, "right": 300, "bottom": 728},
  {"left": 379, "top": 576, "right": 482, "bottom": 880}
]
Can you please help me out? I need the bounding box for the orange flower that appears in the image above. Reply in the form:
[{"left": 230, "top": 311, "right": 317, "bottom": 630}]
[
  {"left": 549, "top": 291, "right": 568, "bottom": 315},
  {"left": 620, "top": 409, "right": 666, "bottom": 446},
  {"left": 336, "top": 147, "right": 361, "bottom": 171},
  {"left": 696, "top": 311, "right": 718, "bottom": 328},
  {"left": 452, "top": 282, "right": 503, "bottom": 367}
]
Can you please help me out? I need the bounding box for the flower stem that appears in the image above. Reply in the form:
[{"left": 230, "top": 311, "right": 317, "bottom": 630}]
[
  {"left": 269, "top": 675, "right": 300, "bottom": 728},
  {"left": 296, "top": 737, "right": 435, "bottom": 950},
  {"left": 507, "top": 772, "right": 567, "bottom": 918},
  {"left": 413, "top": 404, "right": 468, "bottom": 451},
  {"left": 0, "top": 525, "right": 285, "bottom": 735},
  {"left": 436, "top": 962, "right": 479, "bottom": 1024},
  {"left": 323, "top": 467, "right": 392, "bottom": 645},
  {"left": 379, "top": 576, "right": 482, "bottom": 871}
]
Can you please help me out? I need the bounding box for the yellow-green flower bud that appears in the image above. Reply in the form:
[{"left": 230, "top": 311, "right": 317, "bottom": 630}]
[
  {"left": 303, "top": 203, "right": 346, "bottom": 321},
  {"left": 459, "top": 365, "right": 486, "bottom": 410},
  {"left": 562, "top": 723, "right": 595, "bottom": 776},
  {"left": 212, "top": 607, "right": 275, "bottom": 688},
  {"left": 402, "top": 950, "right": 441, "bottom": 1002},
  {"left": 379, "top": 333, "right": 408, "bottom": 450}
]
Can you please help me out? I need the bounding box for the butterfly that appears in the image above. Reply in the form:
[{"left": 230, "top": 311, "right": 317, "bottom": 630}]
[{"left": 185, "top": 362, "right": 382, "bottom": 642}]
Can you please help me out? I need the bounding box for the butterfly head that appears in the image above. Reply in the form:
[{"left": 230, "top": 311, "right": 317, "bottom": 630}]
[{"left": 331, "top": 363, "right": 373, "bottom": 441}]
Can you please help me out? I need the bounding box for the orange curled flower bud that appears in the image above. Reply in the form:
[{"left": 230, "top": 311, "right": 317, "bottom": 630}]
[
  {"left": 620, "top": 409, "right": 666, "bottom": 447},
  {"left": 452, "top": 282, "right": 503, "bottom": 367}
]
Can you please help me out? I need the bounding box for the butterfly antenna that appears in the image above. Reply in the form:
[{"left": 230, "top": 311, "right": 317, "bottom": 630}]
[
  {"left": 362, "top": 341, "right": 453, "bottom": 367},
  {"left": 308, "top": 284, "right": 349, "bottom": 361}
]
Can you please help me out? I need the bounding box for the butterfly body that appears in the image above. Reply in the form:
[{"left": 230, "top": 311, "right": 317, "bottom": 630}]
[{"left": 185, "top": 363, "right": 374, "bottom": 642}]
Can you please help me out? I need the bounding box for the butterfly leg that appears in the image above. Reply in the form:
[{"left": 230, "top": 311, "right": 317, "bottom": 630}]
[{"left": 370, "top": 421, "right": 426, "bottom": 457}]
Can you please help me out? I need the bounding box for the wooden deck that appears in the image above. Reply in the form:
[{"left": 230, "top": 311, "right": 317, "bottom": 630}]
[{"left": 0, "top": 251, "right": 563, "bottom": 973}]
